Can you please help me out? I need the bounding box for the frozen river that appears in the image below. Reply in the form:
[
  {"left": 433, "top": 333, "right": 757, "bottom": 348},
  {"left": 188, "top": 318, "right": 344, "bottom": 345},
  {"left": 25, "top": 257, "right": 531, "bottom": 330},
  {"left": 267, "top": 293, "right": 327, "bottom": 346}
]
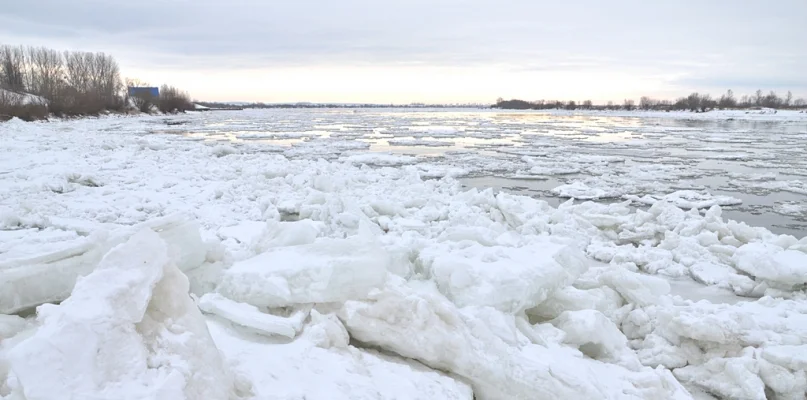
[
  {"left": 2, "top": 109, "right": 807, "bottom": 400},
  {"left": 154, "top": 108, "right": 807, "bottom": 237}
]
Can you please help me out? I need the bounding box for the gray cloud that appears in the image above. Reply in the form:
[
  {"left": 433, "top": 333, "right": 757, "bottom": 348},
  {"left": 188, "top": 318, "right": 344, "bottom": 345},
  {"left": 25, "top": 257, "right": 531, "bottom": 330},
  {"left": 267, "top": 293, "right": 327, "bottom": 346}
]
[{"left": 2, "top": 0, "right": 806, "bottom": 97}]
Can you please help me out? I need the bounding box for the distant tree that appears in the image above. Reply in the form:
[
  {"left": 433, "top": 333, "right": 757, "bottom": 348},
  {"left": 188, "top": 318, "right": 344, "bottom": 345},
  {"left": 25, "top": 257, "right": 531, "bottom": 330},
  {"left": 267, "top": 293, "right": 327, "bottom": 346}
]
[
  {"left": 582, "top": 100, "right": 593, "bottom": 109},
  {"left": 718, "top": 89, "right": 736, "bottom": 109},
  {"left": 565, "top": 100, "right": 576, "bottom": 110},
  {"left": 606, "top": 100, "right": 614, "bottom": 110},
  {"left": 492, "top": 99, "right": 533, "bottom": 109},
  {"left": 157, "top": 84, "right": 193, "bottom": 113},
  {"left": 739, "top": 94, "right": 750, "bottom": 107},
  {"left": 761, "top": 91, "right": 781, "bottom": 108},
  {"left": 755, "top": 89, "right": 763, "bottom": 106},
  {"left": 699, "top": 94, "right": 716, "bottom": 112},
  {"left": 623, "top": 99, "right": 635, "bottom": 111},
  {"left": 785, "top": 91, "right": 793, "bottom": 107},
  {"left": 686, "top": 93, "right": 702, "bottom": 112},
  {"left": 639, "top": 96, "right": 659, "bottom": 110},
  {"left": 794, "top": 98, "right": 806, "bottom": 107}
]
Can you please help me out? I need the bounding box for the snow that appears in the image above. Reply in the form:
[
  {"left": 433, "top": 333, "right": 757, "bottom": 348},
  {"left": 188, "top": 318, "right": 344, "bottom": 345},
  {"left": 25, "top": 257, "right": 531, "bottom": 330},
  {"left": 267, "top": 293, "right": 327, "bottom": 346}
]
[
  {"left": 0, "top": 89, "right": 47, "bottom": 106},
  {"left": 0, "top": 213, "right": 208, "bottom": 314},
  {"left": 216, "top": 235, "right": 390, "bottom": 308},
  {"left": 5, "top": 230, "right": 233, "bottom": 400},
  {"left": 198, "top": 293, "right": 309, "bottom": 338},
  {"left": 2, "top": 110, "right": 807, "bottom": 400},
  {"left": 341, "top": 152, "right": 417, "bottom": 166},
  {"left": 733, "top": 243, "right": 807, "bottom": 287},
  {"left": 625, "top": 190, "right": 742, "bottom": 210}
]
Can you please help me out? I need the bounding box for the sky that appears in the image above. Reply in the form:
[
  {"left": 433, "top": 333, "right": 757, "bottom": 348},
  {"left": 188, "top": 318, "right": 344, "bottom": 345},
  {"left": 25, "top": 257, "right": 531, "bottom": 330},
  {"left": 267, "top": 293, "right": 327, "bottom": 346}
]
[{"left": 1, "top": 0, "right": 805, "bottom": 103}]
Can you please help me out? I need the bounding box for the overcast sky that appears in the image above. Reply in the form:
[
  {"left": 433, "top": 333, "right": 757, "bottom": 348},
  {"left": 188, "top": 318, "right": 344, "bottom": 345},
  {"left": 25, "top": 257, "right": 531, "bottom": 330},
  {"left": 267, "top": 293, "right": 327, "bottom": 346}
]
[{"left": 2, "top": 0, "right": 805, "bottom": 103}]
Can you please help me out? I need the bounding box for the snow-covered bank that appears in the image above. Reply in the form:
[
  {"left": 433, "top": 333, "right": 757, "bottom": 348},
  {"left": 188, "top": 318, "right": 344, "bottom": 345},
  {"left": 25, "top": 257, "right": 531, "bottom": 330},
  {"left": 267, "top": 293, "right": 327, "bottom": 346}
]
[{"left": 1, "top": 115, "right": 807, "bottom": 399}]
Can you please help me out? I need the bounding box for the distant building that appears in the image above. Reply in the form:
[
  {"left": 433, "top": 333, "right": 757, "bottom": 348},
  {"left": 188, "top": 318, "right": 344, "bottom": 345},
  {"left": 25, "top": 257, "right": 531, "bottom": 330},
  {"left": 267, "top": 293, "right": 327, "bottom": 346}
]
[{"left": 128, "top": 87, "right": 159, "bottom": 98}]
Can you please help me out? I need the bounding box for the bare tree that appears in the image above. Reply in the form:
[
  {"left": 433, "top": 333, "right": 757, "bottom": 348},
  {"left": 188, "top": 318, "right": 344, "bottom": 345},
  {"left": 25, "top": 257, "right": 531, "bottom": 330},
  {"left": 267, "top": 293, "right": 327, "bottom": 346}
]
[
  {"left": 699, "top": 94, "right": 715, "bottom": 112},
  {"left": 686, "top": 93, "right": 701, "bottom": 112},
  {"left": 623, "top": 99, "right": 635, "bottom": 111},
  {"left": 761, "top": 91, "right": 781, "bottom": 108},
  {"left": 27, "top": 47, "right": 64, "bottom": 100},
  {"left": 718, "top": 89, "right": 736, "bottom": 109},
  {"left": 158, "top": 84, "right": 193, "bottom": 113},
  {"left": 785, "top": 91, "right": 793, "bottom": 107},
  {"left": 0, "top": 45, "right": 27, "bottom": 92},
  {"left": 639, "top": 96, "right": 658, "bottom": 110},
  {"left": 582, "top": 100, "right": 593, "bottom": 109}
]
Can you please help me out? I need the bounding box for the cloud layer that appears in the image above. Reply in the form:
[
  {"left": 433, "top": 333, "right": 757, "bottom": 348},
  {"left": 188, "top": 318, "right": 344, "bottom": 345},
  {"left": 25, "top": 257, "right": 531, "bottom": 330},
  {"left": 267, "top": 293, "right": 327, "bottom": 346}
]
[{"left": 2, "top": 0, "right": 805, "bottom": 101}]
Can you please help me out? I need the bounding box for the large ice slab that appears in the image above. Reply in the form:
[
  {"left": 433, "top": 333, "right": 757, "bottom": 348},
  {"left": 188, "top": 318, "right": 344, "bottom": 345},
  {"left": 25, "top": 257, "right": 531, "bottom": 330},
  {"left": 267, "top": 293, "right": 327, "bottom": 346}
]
[
  {"left": 0, "top": 214, "right": 207, "bottom": 314},
  {"left": 419, "top": 240, "right": 589, "bottom": 313},
  {"left": 5, "top": 230, "right": 233, "bottom": 400},
  {"left": 198, "top": 293, "right": 309, "bottom": 338},
  {"left": 339, "top": 277, "right": 691, "bottom": 400},
  {"left": 216, "top": 236, "right": 390, "bottom": 308},
  {"left": 207, "top": 315, "right": 473, "bottom": 400}
]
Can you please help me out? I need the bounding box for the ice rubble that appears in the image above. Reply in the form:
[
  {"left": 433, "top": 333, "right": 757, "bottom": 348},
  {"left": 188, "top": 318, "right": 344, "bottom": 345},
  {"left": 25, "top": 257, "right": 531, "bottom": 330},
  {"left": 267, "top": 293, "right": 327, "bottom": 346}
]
[
  {"left": 5, "top": 230, "right": 233, "bottom": 400},
  {"left": 0, "top": 213, "right": 207, "bottom": 314},
  {"left": 2, "top": 115, "right": 807, "bottom": 400}
]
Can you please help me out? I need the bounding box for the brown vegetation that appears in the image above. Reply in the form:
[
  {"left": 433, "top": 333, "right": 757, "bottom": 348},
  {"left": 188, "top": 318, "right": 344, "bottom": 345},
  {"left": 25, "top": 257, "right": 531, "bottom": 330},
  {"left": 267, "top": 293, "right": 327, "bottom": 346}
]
[
  {"left": 495, "top": 89, "right": 807, "bottom": 111},
  {"left": 0, "top": 44, "right": 193, "bottom": 120}
]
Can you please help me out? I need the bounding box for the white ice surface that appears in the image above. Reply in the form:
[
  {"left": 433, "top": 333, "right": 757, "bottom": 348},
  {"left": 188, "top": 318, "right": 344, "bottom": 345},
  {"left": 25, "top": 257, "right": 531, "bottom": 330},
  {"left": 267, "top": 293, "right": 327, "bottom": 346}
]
[
  {"left": 216, "top": 236, "right": 389, "bottom": 308},
  {"left": 5, "top": 230, "right": 233, "bottom": 400},
  {"left": 2, "top": 112, "right": 807, "bottom": 400},
  {"left": 625, "top": 190, "right": 742, "bottom": 210}
]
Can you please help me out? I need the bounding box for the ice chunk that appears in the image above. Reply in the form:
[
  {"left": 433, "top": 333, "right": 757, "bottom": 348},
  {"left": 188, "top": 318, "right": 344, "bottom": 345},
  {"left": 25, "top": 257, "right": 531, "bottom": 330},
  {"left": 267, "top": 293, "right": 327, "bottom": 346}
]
[
  {"left": 733, "top": 243, "right": 807, "bottom": 287},
  {"left": 761, "top": 345, "right": 807, "bottom": 371},
  {"left": 301, "top": 309, "right": 350, "bottom": 349},
  {"left": 673, "top": 357, "right": 765, "bottom": 400},
  {"left": 0, "top": 315, "right": 27, "bottom": 339},
  {"left": 198, "top": 293, "right": 309, "bottom": 338},
  {"left": 625, "top": 190, "right": 742, "bottom": 210},
  {"left": 7, "top": 230, "right": 234, "bottom": 400},
  {"left": 206, "top": 315, "right": 472, "bottom": 400},
  {"left": 598, "top": 268, "right": 671, "bottom": 307},
  {"left": 341, "top": 153, "right": 417, "bottom": 166},
  {"left": 339, "top": 277, "right": 692, "bottom": 400},
  {"left": 217, "top": 236, "right": 389, "bottom": 307},
  {"left": 421, "top": 241, "right": 588, "bottom": 313},
  {"left": 0, "top": 214, "right": 208, "bottom": 314},
  {"left": 552, "top": 310, "right": 642, "bottom": 370},
  {"left": 216, "top": 220, "right": 266, "bottom": 245},
  {"left": 552, "top": 181, "right": 620, "bottom": 199},
  {"left": 251, "top": 219, "right": 323, "bottom": 251},
  {"left": 527, "top": 286, "right": 624, "bottom": 321}
]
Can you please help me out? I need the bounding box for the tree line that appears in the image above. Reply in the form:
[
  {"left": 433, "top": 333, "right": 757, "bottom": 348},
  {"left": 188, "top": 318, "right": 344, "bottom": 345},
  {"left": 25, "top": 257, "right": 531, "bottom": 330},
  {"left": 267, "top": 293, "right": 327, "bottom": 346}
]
[
  {"left": 493, "top": 89, "right": 806, "bottom": 112},
  {"left": 0, "top": 44, "right": 193, "bottom": 121}
]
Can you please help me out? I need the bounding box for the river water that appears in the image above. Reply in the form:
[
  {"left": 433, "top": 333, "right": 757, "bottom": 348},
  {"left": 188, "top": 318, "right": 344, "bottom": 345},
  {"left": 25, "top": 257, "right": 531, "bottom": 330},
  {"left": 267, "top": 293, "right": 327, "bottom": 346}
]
[{"left": 154, "top": 109, "right": 807, "bottom": 237}]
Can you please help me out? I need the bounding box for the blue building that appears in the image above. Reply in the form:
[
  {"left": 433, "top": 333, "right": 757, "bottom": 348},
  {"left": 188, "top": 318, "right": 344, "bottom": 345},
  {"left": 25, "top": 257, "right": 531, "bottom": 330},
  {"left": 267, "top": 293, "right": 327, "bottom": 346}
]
[{"left": 128, "top": 87, "right": 159, "bottom": 98}]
